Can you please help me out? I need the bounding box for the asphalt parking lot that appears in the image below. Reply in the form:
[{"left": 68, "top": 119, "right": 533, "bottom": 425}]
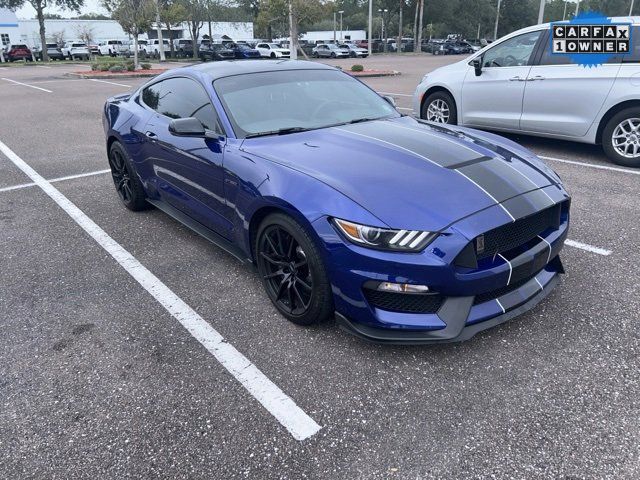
[{"left": 1, "top": 55, "right": 639, "bottom": 479}]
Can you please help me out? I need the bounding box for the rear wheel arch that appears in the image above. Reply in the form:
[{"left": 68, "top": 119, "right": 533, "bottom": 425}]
[{"left": 596, "top": 100, "right": 640, "bottom": 144}]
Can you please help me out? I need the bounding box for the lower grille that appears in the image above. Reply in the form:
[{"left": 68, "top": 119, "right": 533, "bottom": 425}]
[
  {"left": 473, "top": 273, "right": 539, "bottom": 305},
  {"left": 363, "top": 289, "right": 444, "bottom": 314}
]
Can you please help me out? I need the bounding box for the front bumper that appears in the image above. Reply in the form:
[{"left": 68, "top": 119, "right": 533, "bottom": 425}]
[{"left": 312, "top": 190, "right": 570, "bottom": 344}]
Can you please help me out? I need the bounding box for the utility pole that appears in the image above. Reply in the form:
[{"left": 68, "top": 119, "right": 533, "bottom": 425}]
[
  {"left": 289, "top": 1, "right": 297, "bottom": 60},
  {"left": 562, "top": 0, "right": 568, "bottom": 20},
  {"left": 416, "top": 0, "right": 424, "bottom": 52},
  {"left": 494, "top": 0, "right": 502, "bottom": 40},
  {"left": 537, "top": 0, "right": 546, "bottom": 24},
  {"left": 154, "top": 0, "right": 165, "bottom": 62},
  {"left": 630, "top": 0, "right": 635, "bottom": 15},
  {"left": 339, "top": 10, "right": 344, "bottom": 41},
  {"left": 368, "top": 0, "right": 373, "bottom": 55},
  {"left": 575, "top": 0, "right": 580, "bottom": 16},
  {"left": 477, "top": 23, "right": 481, "bottom": 40}
]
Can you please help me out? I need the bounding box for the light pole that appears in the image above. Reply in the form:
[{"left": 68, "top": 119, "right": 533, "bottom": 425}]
[
  {"left": 630, "top": 0, "right": 635, "bottom": 15},
  {"left": 368, "top": 0, "right": 373, "bottom": 55},
  {"left": 575, "top": 0, "right": 580, "bottom": 16},
  {"left": 493, "top": 0, "right": 502, "bottom": 40},
  {"left": 339, "top": 10, "right": 344, "bottom": 42},
  {"left": 378, "top": 8, "right": 388, "bottom": 52},
  {"left": 333, "top": 12, "right": 337, "bottom": 43},
  {"left": 562, "top": 0, "right": 568, "bottom": 20},
  {"left": 537, "top": 0, "right": 546, "bottom": 24}
]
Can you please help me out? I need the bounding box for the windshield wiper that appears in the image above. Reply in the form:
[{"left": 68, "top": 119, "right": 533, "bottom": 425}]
[
  {"left": 245, "top": 127, "right": 311, "bottom": 139},
  {"left": 346, "top": 116, "right": 384, "bottom": 125}
]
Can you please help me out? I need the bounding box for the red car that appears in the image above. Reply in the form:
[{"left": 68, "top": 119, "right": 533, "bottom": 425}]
[
  {"left": 5, "top": 44, "right": 33, "bottom": 62},
  {"left": 355, "top": 40, "right": 368, "bottom": 49}
]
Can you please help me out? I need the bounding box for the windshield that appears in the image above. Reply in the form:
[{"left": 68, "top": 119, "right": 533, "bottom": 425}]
[
  {"left": 268, "top": 43, "right": 281, "bottom": 49},
  {"left": 213, "top": 69, "right": 399, "bottom": 138},
  {"left": 72, "top": 43, "right": 86, "bottom": 47}
]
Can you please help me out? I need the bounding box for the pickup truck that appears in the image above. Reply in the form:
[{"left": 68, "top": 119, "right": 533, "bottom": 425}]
[
  {"left": 98, "top": 40, "right": 129, "bottom": 57},
  {"left": 145, "top": 39, "right": 171, "bottom": 58}
]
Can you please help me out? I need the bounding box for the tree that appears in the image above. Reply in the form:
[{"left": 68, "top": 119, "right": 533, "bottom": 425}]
[
  {"left": 179, "top": 0, "right": 206, "bottom": 59},
  {"left": 76, "top": 12, "right": 111, "bottom": 19},
  {"left": 159, "top": 0, "right": 187, "bottom": 57},
  {"left": 0, "top": 0, "right": 84, "bottom": 61},
  {"left": 74, "top": 23, "right": 95, "bottom": 45},
  {"left": 104, "top": 0, "right": 155, "bottom": 67}
]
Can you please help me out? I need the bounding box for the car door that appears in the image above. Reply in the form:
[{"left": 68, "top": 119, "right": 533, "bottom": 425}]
[
  {"left": 140, "top": 77, "right": 232, "bottom": 237},
  {"left": 520, "top": 29, "right": 622, "bottom": 137},
  {"left": 256, "top": 43, "right": 268, "bottom": 57},
  {"left": 461, "top": 29, "right": 543, "bottom": 130}
]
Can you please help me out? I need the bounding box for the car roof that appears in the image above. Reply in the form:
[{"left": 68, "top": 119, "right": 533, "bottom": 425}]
[{"left": 183, "top": 60, "right": 336, "bottom": 81}]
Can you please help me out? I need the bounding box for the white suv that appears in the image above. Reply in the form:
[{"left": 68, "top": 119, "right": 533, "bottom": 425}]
[
  {"left": 255, "top": 42, "right": 290, "bottom": 58},
  {"left": 413, "top": 16, "right": 640, "bottom": 167},
  {"left": 98, "top": 40, "right": 128, "bottom": 57},
  {"left": 62, "top": 41, "right": 90, "bottom": 60},
  {"left": 145, "top": 39, "right": 171, "bottom": 58}
]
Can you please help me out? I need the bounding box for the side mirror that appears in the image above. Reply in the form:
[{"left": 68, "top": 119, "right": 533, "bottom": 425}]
[
  {"left": 472, "top": 58, "right": 482, "bottom": 76},
  {"left": 382, "top": 95, "right": 396, "bottom": 107},
  {"left": 169, "top": 117, "right": 207, "bottom": 137}
]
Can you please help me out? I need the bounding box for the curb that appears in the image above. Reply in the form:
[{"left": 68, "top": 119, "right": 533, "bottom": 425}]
[
  {"left": 346, "top": 70, "right": 400, "bottom": 78},
  {"left": 66, "top": 71, "right": 166, "bottom": 79}
]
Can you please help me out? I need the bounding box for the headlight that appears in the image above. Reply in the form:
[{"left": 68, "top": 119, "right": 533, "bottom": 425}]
[{"left": 331, "top": 218, "right": 436, "bottom": 252}]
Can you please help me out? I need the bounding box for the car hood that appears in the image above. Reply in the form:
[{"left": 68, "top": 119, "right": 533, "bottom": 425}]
[{"left": 241, "top": 116, "right": 561, "bottom": 232}]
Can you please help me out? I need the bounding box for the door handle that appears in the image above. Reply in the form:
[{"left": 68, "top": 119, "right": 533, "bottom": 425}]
[
  {"left": 145, "top": 131, "right": 157, "bottom": 138},
  {"left": 509, "top": 76, "right": 525, "bottom": 81},
  {"left": 529, "top": 75, "right": 545, "bottom": 81}
]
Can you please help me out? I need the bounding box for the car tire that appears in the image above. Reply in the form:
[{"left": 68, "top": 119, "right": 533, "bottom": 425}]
[
  {"left": 330, "top": 52, "right": 336, "bottom": 58},
  {"left": 255, "top": 213, "right": 333, "bottom": 326},
  {"left": 421, "top": 90, "right": 458, "bottom": 125},
  {"left": 108, "top": 141, "right": 149, "bottom": 211},
  {"left": 602, "top": 107, "right": 640, "bottom": 167},
  {"left": 270, "top": 52, "right": 276, "bottom": 58}
]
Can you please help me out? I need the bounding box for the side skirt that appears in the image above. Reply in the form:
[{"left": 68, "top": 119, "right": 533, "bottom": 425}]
[{"left": 146, "top": 199, "right": 253, "bottom": 264}]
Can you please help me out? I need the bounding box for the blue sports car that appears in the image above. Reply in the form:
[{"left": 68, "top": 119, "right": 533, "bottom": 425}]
[{"left": 102, "top": 60, "right": 570, "bottom": 344}]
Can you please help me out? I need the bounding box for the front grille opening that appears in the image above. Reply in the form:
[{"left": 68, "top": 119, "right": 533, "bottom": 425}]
[{"left": 363, "top": 288, "right": 444, "bottom": 314}]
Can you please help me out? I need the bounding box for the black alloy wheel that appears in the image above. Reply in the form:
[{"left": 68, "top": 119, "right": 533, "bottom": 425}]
[
  {"left": 108, "top": 142, "right": 148, "bottom": 211},
  {"left": 256, "top": 214, "right": 332, "bottom": 325}
]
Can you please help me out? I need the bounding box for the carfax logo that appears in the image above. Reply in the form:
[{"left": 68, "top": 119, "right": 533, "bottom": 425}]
[{"left": 551, "top": 11, "right": 632, "bottom": 67}]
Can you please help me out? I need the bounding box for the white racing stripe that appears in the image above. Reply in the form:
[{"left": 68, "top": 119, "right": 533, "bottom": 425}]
[
  {"left": 565, "top": 239, "right": 612, "bottom": 256},
  {"left": 89, "top": 79, "right": 131, "bottom": 88},
  {"left": 0, "top": 169, "right": 111, "bottom": 193},
  {"left": 1, "top": 77, "right": 52, "bottom": 93},
  {"left": 497, "top": 254, "right": 513, "bottom": 286},
  {"left": 540, "top": 156, "right": 640, "bottom": 176},
  {"left": 0, "top": 139, "right": 321, "bottom": 442}
]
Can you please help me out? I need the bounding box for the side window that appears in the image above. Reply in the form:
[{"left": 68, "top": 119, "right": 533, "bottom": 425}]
[
  {"left": 482, "top": 30, "right": 542, "bottom": 68},
  {"left": 142, "top": 78, "right": 222, "bottom": 134}
]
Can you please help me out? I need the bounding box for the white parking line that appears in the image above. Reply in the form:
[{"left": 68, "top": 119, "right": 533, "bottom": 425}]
[
  {"left": 565, "top": 239, "right": 612, "bottom": 256},
  {"left": 397, "top": 107, "right": 412, "bottom": 111},
  {"left": 378, "top": 91, "right": 412, "bottom": 97},
  {"left": 35, "top": 65, "right": 52, "bottom": 69},
  {"left": 89, "top": 79, "right": 131, "bottom": 88},
  {"left": 539, "top": 155, "right": 640, "bottom": 176},
  {"left": 0, "top": 139, "right": 321, "bottom": 442},
  {"left": 1, "top": 77, "right": 52, "bottom": 93},
  {"left": 0, "top": 169, "right": 111, "bottom": 193}
]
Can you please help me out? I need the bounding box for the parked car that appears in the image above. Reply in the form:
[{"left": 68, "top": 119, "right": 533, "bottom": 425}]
[
  {"left": 62, "top": 41, "right": 90, "bottom": 60},
  {"left": 103, "top": 60, "right": 570, "bottom": 343},
  {"left": 98, "top": 40, "right": 129, "bottom": 57},
  {"left": 145, "top": 39, "right": 171, "bottom": 58},
  {"left": 255, "top": 42, "right": 290, "bottom": 58},
  {"left": 173, "top": 39, "right": 194, "bottom": 58},
  {"left": 127, "top": 39, "right": 147, "bottom": 57},
  {"left": 422, "top": 39, "right": 445, "bottom": 54},
  {"left": 339, "top": 43, "right": 368, "bottom": 58},
  {"left": 199, "top": 42, "right": 235, "bottom": 61},
  {"left": 229, "top": 43, "right": 261, "bottom": 59},
  {"left": 88, "top": 44, "right": 101, "bottom": 55},
  {"left": 312, "top": 43, "right": 349, "bottom": 58},
  {"left": 38, "top": 43, "right": 64, "bottom": 61},
  {"left": 4, "top": 44, "right": 33, "bottom": 62},
  {"left": 413, "top": 16, "right": 640, "bottom": 167}
]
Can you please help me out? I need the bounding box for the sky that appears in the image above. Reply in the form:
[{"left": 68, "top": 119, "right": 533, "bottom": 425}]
[{"left": 16, "top": 0, "right": 108, "bottom": 19}]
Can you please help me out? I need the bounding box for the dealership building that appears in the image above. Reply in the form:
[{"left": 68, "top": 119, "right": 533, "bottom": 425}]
[{"left": 0, "top": 9, "right": 253, "bottom": 47}]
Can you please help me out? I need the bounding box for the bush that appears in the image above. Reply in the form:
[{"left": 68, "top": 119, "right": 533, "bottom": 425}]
[
  {"left": 125, "top": 61, "right": 135, "bottom": 71},
  {"left": 141, "top": 63, "right": 151, "bottom": 70},
  {"left": 99, "top": 64, "right": 110, "bottom": 71},
  {"left": 351, "top": 64, "right": 364, "bottom": 72},
  {"left": 90, "top": 63, "right": 99, "bottom": 71},
  {"left": 109, "top": 65, "right": 124, "bottom": 73}
]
